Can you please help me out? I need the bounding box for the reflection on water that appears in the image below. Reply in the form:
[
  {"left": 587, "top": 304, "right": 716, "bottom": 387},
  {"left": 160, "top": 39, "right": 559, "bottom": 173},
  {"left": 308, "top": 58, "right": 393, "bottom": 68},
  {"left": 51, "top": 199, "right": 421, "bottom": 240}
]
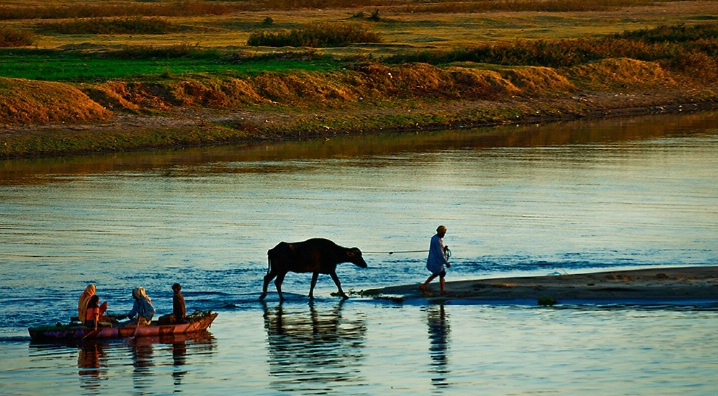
[
  {"left": 130, "top": 337, "right": 154, "bottom": 391},
  {"left": 171, "top": 337, "right": 188, "bottom": 386},
  {"left": 77, "top": 341, "right": 106, "bottom": 392},
  {"left": 426, "top": 304, "right": 450, "bottom": 390},
  {"left": 28, "top": 332, "right": 218, "bottom": 395},
  {"left": 262, "top": 300, "right": 367, "bottom": 393},
  {"left": 2, "top": 111, "right": 717, "bottom": 185},
  {"left": 11, "top": 303, "right": 718, "bottom": 395},
  {"left": 2, "top": 111, "right": 717, "bottom": 394}
]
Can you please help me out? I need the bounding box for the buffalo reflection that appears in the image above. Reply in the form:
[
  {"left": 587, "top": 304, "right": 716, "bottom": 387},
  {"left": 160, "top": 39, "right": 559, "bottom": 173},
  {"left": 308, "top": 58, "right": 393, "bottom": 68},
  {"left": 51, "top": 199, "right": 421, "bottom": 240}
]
[
  {"left": 262, "top": 300, "right": 367, "bottom": 393},
  {"left": 426, "top": 304, "right": 451, "bottom": 389}
]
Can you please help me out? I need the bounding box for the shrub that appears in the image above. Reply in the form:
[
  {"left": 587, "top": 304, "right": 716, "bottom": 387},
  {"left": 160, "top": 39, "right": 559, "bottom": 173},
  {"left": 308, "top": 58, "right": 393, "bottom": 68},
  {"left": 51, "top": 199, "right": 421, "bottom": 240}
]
[
  {"left": 248, "top": 22, "right": 381, "bottom": 47},
  {"left": 0, "top": 26, "right": 33, "bottom": 47},
  {"left": 36, "top": 17, "right": 184, "bottom": 35},
  {"left": 385, "top": 23, "right": 718, "bottom": 73},
  {"left": 0, "top": 2, "right": 234, "bottom": 20},
  {"left": 616, "top": 22, "right": 718, "bottom": 43}
]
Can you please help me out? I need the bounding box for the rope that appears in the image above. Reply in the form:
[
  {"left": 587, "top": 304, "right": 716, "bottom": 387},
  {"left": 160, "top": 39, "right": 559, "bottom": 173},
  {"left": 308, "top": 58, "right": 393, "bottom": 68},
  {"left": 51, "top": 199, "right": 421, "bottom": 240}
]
[
  {"left": 363, "top": 249, "right": 429, "bottom": 255},
  {"left": 364, "top": 247, "right": 451, "bottom": 258}
]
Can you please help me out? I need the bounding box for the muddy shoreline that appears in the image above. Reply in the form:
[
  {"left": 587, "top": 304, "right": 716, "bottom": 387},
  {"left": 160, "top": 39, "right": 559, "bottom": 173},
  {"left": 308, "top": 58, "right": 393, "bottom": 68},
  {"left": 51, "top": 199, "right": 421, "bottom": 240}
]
[
  {"left": 367, "top": 266, "right": 718, "bottom": 305},
  {"left": 3, "top": 87, "right": 717, "bottom": 159}
]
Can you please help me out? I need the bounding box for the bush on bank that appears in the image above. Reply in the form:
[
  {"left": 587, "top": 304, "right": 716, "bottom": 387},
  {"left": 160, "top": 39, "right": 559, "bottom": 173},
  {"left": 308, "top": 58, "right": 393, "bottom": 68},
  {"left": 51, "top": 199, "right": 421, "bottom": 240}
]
[{"left": 247, "top": 22, "right": 382, "bottom": 47}]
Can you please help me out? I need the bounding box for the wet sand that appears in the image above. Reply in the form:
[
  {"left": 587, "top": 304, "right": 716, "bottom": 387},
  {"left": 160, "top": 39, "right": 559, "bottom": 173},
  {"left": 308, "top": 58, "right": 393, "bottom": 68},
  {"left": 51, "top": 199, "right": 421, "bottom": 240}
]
[{"left": 369, "top": 266, "right": 718, "bottom": 304}]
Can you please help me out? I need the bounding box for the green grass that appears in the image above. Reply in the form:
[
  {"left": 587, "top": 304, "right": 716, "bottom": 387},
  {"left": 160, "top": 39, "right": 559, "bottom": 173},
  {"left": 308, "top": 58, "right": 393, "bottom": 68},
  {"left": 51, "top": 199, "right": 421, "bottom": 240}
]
[{"left": 0, "top": 49, "right": 342, "bottom": 81}]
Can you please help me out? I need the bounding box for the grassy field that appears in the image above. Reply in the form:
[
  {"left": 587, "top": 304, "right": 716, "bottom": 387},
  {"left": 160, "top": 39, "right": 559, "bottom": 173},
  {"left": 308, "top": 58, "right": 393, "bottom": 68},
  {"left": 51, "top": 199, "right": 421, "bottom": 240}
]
[
  {"left": 1, "top": 0, "right": 716, "bottom": 80},
  {"left": 3, "top": 0, "right": 717, "bottom": 60},
  {"left": 1, "top": 0, "right": 717, "bottom": 158}
]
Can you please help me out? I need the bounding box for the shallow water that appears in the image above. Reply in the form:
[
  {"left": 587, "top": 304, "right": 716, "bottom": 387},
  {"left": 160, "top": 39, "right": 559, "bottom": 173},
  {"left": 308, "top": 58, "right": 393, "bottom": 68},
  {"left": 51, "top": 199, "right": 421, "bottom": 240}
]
[
  {"left": 1, "top": 111, "right": 717, "bottom": 394},
  {"left": 2, "top": 302, "right": 718, "bottom": 395}
]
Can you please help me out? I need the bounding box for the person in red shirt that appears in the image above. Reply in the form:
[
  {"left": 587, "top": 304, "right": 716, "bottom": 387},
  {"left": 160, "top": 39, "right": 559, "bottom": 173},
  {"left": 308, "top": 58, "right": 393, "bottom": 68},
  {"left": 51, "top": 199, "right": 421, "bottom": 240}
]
[{"left": 84, "top": 295, "right": 108, "bottom": 329}]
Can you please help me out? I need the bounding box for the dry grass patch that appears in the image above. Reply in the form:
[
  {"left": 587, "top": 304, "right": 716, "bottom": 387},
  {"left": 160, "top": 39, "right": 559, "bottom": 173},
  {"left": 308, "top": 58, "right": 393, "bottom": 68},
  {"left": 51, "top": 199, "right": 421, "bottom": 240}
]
[
  {"left": 500, "top": 66, "right": 576, "bottom": 94},
  {"left": 568, "top": 58, "right": 676, "bottom": 90},
  {"left": 0, "top": 77, "right": 111, "bottom": 124}
]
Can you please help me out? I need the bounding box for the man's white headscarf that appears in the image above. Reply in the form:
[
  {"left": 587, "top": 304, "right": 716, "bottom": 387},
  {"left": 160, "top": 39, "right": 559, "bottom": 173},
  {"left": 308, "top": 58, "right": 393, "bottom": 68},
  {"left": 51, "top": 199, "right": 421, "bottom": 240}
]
[{"left": 132, "top": 286, "right": 152, "bottom": 303}]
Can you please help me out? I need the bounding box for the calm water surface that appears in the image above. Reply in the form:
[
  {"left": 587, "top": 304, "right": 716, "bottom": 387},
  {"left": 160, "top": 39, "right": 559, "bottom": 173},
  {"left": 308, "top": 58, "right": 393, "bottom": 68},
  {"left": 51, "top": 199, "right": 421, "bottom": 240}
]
[{"left": 1, "top": 111, "right": 717, "bottom": 395}]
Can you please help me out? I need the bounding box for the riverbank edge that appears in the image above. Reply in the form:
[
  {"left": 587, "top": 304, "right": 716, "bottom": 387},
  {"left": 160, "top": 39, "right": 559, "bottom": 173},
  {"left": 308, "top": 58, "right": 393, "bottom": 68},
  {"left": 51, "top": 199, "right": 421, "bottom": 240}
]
[
  {"left": 361, "top": 266, "right": 718, "bottom": 305},
  {"left": 3, "top": 87, "right": 718, "bottom": 160}
]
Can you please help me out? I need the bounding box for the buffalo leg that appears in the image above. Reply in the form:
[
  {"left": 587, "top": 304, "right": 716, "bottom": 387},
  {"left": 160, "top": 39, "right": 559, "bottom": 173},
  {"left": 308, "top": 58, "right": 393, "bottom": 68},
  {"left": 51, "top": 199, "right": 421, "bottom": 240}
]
[
  {"left": 260, "top": 270, "right": 276, "bottom": 300},
  {"left": 330, "top": 272, "right": 348, "bottom": 299},
  {"left": 309, "top": 272, "right": 319, "bottom": 299},
  {"left": 275, "top": 272, "right": 287, "bottom": 301}
]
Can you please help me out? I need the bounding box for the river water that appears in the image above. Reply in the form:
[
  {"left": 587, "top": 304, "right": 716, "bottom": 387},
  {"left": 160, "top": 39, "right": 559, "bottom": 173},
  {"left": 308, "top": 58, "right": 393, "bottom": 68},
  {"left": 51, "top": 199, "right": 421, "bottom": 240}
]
[{"left": 1, "top": 111, "right": 717, "bottom": 395}]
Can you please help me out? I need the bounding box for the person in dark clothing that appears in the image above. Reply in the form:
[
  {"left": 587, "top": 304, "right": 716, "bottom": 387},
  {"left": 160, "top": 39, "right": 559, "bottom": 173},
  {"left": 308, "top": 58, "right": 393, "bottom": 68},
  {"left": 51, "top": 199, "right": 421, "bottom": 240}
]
[
  {"left": 158, "top": 283, "right": 188, "bottom": 325},
  {"left": 171, "top": 283, "right": 187, "bottom": 324}
]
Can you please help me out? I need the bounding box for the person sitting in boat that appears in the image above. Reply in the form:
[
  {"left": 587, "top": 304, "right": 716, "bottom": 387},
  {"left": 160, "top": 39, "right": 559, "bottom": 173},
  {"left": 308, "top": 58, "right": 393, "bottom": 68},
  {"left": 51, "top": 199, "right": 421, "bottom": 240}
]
[
  {"left": 78, "top": 284, "right": 95, "bottom": 324},
  {"left": 127, "top": 287, "right": 155, "bottom": 325},
  {"left": 78, "top": 284, "right": 108, "bottom": 325},
  {"left": 84, "top": 295, "right": 109, "bottom": 329},
  {"left": 158, "top": 283, "right": 188, "bottom": 325}
]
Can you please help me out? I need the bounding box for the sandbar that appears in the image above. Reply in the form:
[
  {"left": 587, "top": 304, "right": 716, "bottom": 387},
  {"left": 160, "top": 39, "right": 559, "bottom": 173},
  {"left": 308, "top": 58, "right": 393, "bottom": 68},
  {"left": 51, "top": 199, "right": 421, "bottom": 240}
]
[{"left": 367, "top": 266, "right": 718, "bottom": 305}]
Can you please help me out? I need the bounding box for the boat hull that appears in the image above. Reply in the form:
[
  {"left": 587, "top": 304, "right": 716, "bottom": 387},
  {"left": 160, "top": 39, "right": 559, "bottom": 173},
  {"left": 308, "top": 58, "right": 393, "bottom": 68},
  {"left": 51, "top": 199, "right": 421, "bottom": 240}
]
[{"left": 29, "top": 312, "right": 218, "bottom": 342}]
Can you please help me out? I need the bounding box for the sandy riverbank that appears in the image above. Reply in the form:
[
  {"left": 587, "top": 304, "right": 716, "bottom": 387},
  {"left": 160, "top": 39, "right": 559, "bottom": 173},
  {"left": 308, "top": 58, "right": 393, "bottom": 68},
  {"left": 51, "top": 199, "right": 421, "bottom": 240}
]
[
  {"left": 2, "top": 58, "right": 717, "bottom": 159},
  {"left": 367, "top": 266, "right": 718, "bottom": 304}
]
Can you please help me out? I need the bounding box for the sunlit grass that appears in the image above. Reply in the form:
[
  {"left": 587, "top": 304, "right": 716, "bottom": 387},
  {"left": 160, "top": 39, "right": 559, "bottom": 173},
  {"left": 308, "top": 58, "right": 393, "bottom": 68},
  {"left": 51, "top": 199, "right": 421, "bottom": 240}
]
[{"left": 0, "top": 0, "right": 714, "bottom": 55}]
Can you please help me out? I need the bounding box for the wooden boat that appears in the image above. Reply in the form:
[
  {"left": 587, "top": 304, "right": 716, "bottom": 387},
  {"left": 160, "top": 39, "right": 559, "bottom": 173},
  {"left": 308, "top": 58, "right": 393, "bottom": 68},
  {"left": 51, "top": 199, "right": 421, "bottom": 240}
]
[{"left": 28, "top": 311, "right": 218, "bottom": 342}]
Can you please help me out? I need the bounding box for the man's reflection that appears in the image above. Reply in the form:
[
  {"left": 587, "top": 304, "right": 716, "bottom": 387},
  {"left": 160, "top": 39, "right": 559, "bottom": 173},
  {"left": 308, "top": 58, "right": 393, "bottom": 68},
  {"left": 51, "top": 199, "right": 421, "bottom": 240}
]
[
  {"left": 427, "top": 304, "right": 450, "bottom": 389},
  {"left": 165, "top": 331, "right": 216, "bottom": 387},
  {"left": 262, "top": 300, "right": 367, "bottom": 393},
  {"left": 171, "top": 338, "right": 188, "bottom": 386},
  {"left": 130, "top": 337, "right": 155, "bottom": 391}
]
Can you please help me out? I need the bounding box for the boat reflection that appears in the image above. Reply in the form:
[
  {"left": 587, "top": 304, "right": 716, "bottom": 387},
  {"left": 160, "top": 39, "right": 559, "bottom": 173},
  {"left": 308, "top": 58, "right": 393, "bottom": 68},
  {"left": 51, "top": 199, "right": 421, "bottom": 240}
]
[
  {"left": 126, "top": 332, "right": 216, "bottom": 390},
  {"left": 76, "top": 340, "right": 107, "bottom": 392},
  {"left": 32, "top": 331, "right": 219, "bottom": 392},
  {"left": 426, "top": 304, "right": 451, "bottom": 389},
  {"left": 262, "top": 300, "right": 367, "bottom": 393}
]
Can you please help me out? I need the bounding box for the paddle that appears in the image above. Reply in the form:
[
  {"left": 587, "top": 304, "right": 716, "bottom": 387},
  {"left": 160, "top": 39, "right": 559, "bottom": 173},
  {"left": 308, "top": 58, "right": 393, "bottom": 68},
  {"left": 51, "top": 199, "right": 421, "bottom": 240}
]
[
  {"left": 81, "top": 312, "right": 100, "bottom": 340},
  {"left": 81, "top": 328, "right": 101, "bottom": 340},
  {"left": 131, "top": 317, "right": 143, "bottom": 339}
]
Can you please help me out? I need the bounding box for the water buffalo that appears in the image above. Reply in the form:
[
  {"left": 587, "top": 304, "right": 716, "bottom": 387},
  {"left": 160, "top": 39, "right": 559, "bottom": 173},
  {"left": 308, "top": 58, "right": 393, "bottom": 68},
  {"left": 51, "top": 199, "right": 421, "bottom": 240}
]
[{"left": 260, "top": 238, "right": 368, "bottom": 301}]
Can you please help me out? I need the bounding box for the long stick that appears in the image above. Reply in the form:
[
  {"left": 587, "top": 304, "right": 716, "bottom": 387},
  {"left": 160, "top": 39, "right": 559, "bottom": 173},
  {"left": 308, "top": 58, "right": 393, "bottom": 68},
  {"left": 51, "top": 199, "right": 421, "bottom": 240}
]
[
  {"left": 82, "top": 328, "right": 100, "bottom": 340},
  {"left": 131, "top": 318, "right": 142, "bottom": 339},
  {"left": 363, "top": 249, "right": 429, "bottom": 255},
  {"left": 81, "top": 312, "right": 100, "bottom": 340}
]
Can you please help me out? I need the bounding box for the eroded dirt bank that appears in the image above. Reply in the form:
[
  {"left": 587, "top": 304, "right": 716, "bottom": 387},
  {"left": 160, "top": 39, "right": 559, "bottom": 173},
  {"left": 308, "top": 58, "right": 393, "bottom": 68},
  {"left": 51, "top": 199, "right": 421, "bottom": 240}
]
[{"left": 2, "top": 59, "right": 717, "bottom": 158}]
